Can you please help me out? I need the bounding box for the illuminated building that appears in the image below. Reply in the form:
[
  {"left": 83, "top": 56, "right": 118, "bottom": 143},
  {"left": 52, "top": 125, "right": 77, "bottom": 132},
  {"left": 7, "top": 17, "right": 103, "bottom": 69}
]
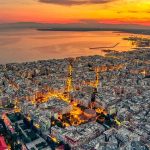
[{"left": 0, "top": 136, "right": 7, "bottom": 150}]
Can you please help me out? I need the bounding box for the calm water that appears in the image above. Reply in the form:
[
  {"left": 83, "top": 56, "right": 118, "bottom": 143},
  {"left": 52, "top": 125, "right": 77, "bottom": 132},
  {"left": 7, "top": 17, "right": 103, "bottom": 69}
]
[{"left": 0, "top": 29, "right": 149, "bottom": 64}]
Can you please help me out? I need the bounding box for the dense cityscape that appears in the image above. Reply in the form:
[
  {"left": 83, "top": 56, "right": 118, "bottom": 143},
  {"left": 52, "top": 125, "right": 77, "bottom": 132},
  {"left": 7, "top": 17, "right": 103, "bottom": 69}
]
[{"left": 0, "top": 47, "right": 150, "bottom": 150}]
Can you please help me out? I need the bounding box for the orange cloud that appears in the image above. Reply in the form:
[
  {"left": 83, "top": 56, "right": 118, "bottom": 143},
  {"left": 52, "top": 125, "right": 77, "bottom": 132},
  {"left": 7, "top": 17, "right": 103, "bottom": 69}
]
[{"left": 0, "top": 0, "right": 150, "bottom": 27}]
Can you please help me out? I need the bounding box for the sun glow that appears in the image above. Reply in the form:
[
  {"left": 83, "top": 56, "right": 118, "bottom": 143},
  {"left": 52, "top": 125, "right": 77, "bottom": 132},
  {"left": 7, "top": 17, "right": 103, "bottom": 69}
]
[{"left": 0, "top": 0, "right": 150, "bottom": 26}]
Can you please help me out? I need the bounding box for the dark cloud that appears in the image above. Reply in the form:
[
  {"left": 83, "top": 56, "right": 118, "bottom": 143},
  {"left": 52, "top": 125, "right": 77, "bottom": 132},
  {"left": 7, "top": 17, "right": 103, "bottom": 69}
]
[{"left": 39, "top": 0, "right": 113, "bottom": 5}]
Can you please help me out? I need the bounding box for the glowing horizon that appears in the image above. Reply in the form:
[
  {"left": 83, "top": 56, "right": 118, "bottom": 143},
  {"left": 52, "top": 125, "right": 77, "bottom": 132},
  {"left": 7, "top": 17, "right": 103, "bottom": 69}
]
[{"left": 0, "top": 0, "right": 150, "bottom": 26}]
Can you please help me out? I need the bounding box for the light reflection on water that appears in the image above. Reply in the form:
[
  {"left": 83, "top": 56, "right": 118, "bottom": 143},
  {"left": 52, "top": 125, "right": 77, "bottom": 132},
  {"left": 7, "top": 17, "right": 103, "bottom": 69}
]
[{"left": 0, "top": 29, "right": 149, "bottom": 64}]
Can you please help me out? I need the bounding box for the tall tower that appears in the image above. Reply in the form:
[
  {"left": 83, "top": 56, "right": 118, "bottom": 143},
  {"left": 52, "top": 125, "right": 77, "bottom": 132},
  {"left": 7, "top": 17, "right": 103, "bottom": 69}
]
[
  {"left": 94, "top": 67, "right": 100, "bottom": 90},
  {"left": 64, "top": 63, "right": 74, "bottom": 99}
]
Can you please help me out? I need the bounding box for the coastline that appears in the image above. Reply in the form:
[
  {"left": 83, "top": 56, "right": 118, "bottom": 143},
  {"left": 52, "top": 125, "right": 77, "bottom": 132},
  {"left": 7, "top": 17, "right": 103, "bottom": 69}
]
[
  {"left": 37, "top": 28, "right": 150, "bottom": 35},
  {"left": 1, "top": 47, "right": 150, "bottom": 66}
]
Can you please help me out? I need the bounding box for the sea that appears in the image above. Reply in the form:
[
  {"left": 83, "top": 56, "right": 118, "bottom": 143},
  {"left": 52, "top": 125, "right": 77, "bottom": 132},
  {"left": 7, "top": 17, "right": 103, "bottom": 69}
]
[{"left": 0, "top": 29, "right": 150, "bottom": 64}]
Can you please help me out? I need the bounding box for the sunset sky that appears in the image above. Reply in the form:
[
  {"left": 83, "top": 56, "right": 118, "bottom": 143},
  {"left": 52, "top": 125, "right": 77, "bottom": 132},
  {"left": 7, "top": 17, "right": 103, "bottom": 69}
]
[{"left": 0, "top": 0, "right": 150, "bottom": 26}]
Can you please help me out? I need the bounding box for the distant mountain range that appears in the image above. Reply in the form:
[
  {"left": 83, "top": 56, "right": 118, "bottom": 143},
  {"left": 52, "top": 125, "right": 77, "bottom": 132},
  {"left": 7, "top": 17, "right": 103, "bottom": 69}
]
[{"left": 0, "top": 22, "right": 150, "bottom": 34}]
